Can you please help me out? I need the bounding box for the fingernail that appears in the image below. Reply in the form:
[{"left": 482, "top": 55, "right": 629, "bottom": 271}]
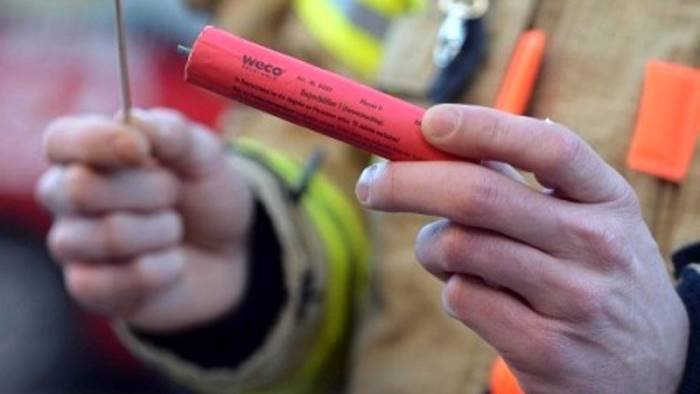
[
  {"left": 114, "top": 133, "right": 149, "bottom": 165},
  {"left": 423, "top": 105, "right": 460, "bottom": 141},
  {"left": 138, "top": 252, "right": 185, "bottom": 286},
  {"left": 356, "top": 163, "right": 382, "bottom": 205}
]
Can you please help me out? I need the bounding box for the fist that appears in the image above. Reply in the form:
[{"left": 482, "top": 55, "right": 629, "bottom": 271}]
[{"left": 37, "top": 109, "right": 255, "bottom": 332}]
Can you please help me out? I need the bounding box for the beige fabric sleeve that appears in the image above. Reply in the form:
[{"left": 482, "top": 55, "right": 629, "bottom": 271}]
[{"left": 115, "top": 153, "right": 330, "bottom": 393}]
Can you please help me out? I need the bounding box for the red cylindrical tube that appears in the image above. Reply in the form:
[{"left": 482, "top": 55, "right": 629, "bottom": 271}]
[{"left": 183, "top": 26, "right": 456, "bottom": 161}]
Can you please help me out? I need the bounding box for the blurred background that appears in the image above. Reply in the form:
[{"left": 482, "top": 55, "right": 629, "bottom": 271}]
[{"left": 0, "top": 1, "right": 227, "bottom": 392}]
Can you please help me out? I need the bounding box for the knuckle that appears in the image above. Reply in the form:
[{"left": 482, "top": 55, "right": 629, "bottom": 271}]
[
  {"left": 475, "top": 116, "right": 505, "bottom": 155},
  {"left": 134, "top": 109, "right": 187, "bottom": 153},
  {"left": 189, "top": 127, "right": 225, "bottom": 169},
  {"left": 163, "top": 212, "right": 184, "bottom": 242},
  {"left": 565, "top": 283, "right": 607, "bottom": 321},
  {"left": 570, "top": 220, "right": 609, "bottom": 248},
  {"left": 155, "top": 171, "right": 180, "bottom": 203},
  {"left": 65, "top": 166, "right": 97, "bottom": 211},
  {"left": 48, "top": 224, "right": 73, "bottom": 262},
  {"left": 42, "top": 117, "right": 72, "bottom": 153},
  {"left": 501, "top": 326, "right": 560, "bottom": 372},
  {"left": 549, "top": 131, "right": 584, "bottom": 169},
  {"left": 35, "top": 176, "right": 51, "bottom": 208},
  {"left": 624, "top": 189, "right": 641, "bottom": 212},
  {"left": 440, "top": 226, "right": 475, "bottom": 273},
  {"left": 35, "top": 167, "right": 61, "bottom": 208},
  {"left": 191, "top": 124, "right": 220, "bottom": 149},
  {"left": 134, "top": 250, "right": 181, "bottom": 289},
  {"left": 455, "top": 172, "right": 499, "bottom": 219},
  {"left": 616, "top": 183, "right": 642, "bottom": 214},
  {"left": 442, "top": 277, "right": 468, "bottom": 319},
  {"left": 100, "top": 214, "right": 132, "bottom": 257},
  {"left": 160, "top": 122, "right": 224, "bottom": 178},
  {"left": 64, "top": 269, "right": 117, "bottom": 315},
  {"left": 65, "top": 265, "right": 142, "bottom": 318},
  {"left": 529, "top": 332, "right": 568, "bottom": 374},
  {"left": 64, "top": 268, "right": 98, "bottom": 307},
  {"left": 441, "top": 225, "right": 462, "bottom": 268},
  {"left": 566, "top": 218, "right": 629, "bottom": 267},
  {"left": 416, "top": 222, "right": 474, "bottom": 279}
]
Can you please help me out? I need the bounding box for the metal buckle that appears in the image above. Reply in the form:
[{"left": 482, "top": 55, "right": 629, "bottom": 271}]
[
  {"left": 437, "top": 0, "right": 490, "bottom": 19},
  {"left": 434, "top": 0, "right": 490, "bottom": 68}
]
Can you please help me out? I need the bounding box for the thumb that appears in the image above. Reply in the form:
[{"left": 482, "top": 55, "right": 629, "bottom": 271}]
[
  {"left": 43, "top": 115, "right": 151, "bottom": 168},
  {"left": 120, "top": 108, "right": 225, "bottom": 178}
]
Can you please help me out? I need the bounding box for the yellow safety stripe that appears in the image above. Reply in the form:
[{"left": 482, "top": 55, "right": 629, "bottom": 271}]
[
  {"left": 235, "top": 138, "right": 368, "bottom": 295},
  {"left": 311, "top": 169, "right": 370, "bottom": 295},
  {"left": 294, "top": 0, "right": 384, "bottom": 79},
  {"left": 233, "top": 139, "right": 369, "bottom": 393},
  {"left": 358, "top": 0, "right": 425, "bottom": 17},
  {"left": 235, "top": 139, "right": 368, "bottom": 285},
  {"left": 293, "top": 0, "right": 425, "bottom": 78}
]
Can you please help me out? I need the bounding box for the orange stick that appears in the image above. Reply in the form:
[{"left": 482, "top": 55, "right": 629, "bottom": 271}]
[
  {"left": 489, "top": 357, "right": 524, "bottom": 394},
  {"left": 627, "top": 60, "right": 700, "bottom": 183},
  {"left": 494, "top": 29, "right": 547, "bottom": 115}
]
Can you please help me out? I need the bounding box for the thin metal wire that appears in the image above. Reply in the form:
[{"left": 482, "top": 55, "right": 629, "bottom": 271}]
[
  {"left": 177, "top": 44, "right": 192, "bottom": 57},
  {"left": 114, "top": 0, "right": 132, "bottom": 123}
]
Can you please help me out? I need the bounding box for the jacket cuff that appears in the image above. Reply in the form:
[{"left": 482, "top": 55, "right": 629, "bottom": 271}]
[
  {"left": 115, "top": 153, "right": 330, "bottom": 393},
  {"left": 132, "top": 199, "right": 285, "bottom": 370},
  {"left": 676, "top": 263, "right": 700, "bottom": 394},
  {"left": 673, "top": 242, "right": 700, "bottom": 279}
]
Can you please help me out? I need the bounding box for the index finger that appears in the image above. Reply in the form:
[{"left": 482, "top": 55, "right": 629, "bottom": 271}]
[
  {"left": 422, "top": 105, "right": 629, "bottom": 203},
  {"left": 43, "top": 115, "right": 149, "bottom": 168}
]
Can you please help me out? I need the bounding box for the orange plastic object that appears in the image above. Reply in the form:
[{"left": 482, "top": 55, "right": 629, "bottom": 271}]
[
  {"left": 494, "top": 29, "right": 547, "bottom": 115},
  {"left": 627, "top": 60, "right": 700, "bottom": 182},
  {"left": 489, "top": 357, "right": 524, "bottom": 394}
]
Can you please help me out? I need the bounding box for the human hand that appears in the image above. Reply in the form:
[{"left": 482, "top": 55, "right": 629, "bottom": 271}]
[
  {"left": 37, "top": 109, "right": 254, "bottom": 333},
  {"left": 355, "top": 104, "right": 689, "bottom": 393}
]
